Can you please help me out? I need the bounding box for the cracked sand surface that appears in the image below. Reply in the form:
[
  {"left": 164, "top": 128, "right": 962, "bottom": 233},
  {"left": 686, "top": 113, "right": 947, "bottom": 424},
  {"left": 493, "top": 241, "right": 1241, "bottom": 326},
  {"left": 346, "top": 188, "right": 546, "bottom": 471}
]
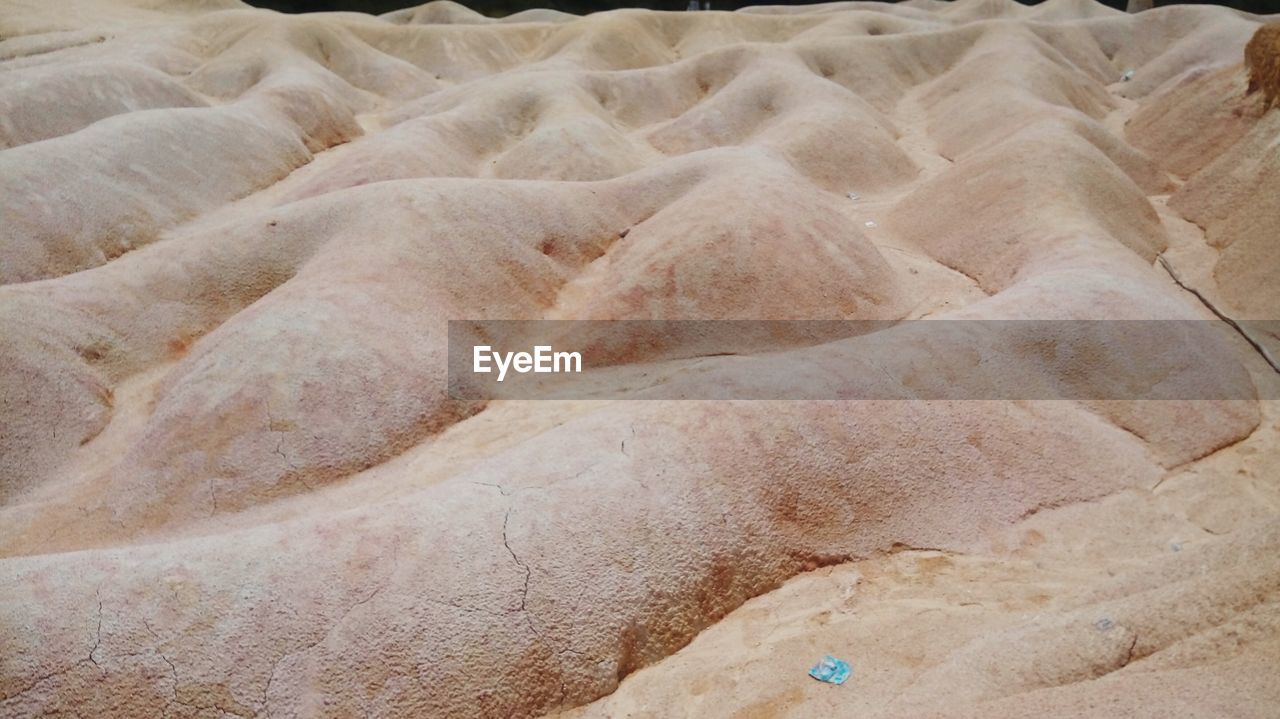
[{"left": 2, "top": 0, "right": 1279, "bottom": 716}]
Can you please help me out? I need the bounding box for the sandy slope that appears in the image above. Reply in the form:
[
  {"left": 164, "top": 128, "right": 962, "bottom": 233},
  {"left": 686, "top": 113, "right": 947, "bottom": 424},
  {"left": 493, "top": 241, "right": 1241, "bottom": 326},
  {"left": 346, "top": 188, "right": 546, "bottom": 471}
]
[{"left": 0, "top": 0, "right": 1278, "bottom": 716}]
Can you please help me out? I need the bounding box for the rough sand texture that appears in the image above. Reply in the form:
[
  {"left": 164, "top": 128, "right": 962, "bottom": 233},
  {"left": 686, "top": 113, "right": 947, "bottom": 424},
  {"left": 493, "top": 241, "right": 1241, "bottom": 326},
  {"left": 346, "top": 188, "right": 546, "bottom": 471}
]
[{"left": 1, "top": 0, "right": 1278, "bottom": 717}]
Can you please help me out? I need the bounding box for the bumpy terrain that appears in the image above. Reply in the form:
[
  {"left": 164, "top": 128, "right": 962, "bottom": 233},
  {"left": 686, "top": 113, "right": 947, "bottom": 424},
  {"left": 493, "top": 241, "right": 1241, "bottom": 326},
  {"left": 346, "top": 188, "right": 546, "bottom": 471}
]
[{"left": 2, "top": 0, "right": 1279, "bottom": 716}]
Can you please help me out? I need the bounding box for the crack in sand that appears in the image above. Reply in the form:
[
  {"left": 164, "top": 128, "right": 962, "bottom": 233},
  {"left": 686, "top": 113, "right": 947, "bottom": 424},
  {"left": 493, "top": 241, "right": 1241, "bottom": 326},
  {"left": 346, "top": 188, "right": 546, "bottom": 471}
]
[
  {"left": 259, "top": 544, "right": 400, "bottom": 716},
  {"left": 1158, "top": 255, "right": 1280, "bottom": 374},
  {"left": 502, "top": 507, "right": 531, "bottom": 613}
]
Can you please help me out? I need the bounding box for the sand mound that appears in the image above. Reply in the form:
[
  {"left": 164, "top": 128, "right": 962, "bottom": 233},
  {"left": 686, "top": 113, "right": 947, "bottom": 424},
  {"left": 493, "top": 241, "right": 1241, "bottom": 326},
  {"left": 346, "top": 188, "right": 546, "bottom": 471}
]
[
  {"left": 1246, "top": 22, "right": 1280, "bottom": 110},
  {"left": 1, "top": 1, "right": 1277, "bottom": 717}
]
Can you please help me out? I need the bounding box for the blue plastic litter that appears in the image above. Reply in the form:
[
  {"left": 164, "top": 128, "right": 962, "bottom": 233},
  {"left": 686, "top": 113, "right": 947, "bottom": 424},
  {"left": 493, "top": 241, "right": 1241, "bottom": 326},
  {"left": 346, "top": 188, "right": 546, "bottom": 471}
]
[{"left": 808, "top": 655, "right": 852, "bottom": 685}]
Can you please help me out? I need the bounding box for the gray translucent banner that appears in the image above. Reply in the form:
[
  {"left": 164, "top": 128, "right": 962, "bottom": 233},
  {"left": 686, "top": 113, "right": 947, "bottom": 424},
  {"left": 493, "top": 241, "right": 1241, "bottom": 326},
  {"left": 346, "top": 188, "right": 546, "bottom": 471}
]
[{"left": 447, "top": 320, "right": 1280, "bottom": 400}]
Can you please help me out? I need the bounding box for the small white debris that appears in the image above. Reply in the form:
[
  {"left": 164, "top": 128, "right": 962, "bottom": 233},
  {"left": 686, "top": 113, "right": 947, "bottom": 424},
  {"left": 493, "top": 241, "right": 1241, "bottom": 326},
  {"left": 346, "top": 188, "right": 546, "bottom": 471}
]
[
  {"left": 847, "top": 192, "right": 861, "bottom": 201},
  {"left": 1121, "top": 69, "right": 1135, "bottom": 82},
  {"left": 864, "top": 220, "right": 877, "bottom": 228}
]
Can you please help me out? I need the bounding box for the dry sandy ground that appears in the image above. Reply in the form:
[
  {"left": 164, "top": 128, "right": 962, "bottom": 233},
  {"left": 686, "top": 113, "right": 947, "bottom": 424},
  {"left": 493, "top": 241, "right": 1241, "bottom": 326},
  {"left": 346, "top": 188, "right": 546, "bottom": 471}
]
[{"left": 2, "top": 0, "right": 1279, "bottom": 716}]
